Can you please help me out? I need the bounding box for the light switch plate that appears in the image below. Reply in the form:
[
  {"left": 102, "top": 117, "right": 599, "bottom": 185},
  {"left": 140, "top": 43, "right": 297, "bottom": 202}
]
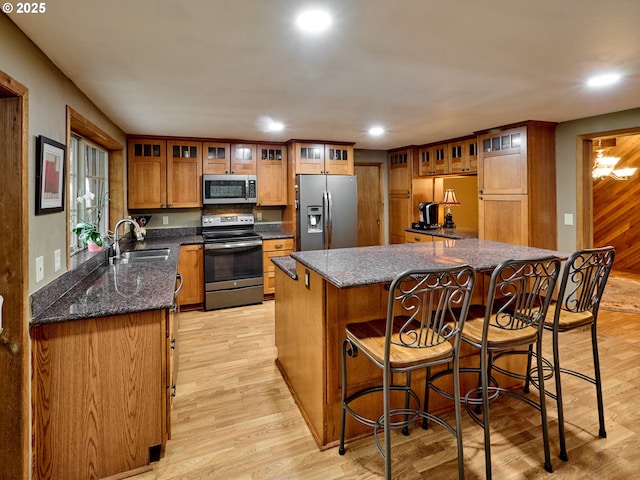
[
  {"left": 563, "top": 213, "right": 574, "bottom": 226},
  {"left": 36, "top": 256, "right": 44, "bottom": 283}
]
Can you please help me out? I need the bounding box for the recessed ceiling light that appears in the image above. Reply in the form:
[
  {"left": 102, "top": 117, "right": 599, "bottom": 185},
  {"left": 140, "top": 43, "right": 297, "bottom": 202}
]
[
  {"left": 296, "top": 9, "right": 332, "bottom": 33},
  {"left": 268, "top": 121, "right": 284, "bottom": 132},
  {"left": 587, "top": 72, "right": 622, "bottom": 88},
  {"left": 369, "top": 126, "right": 385, "bottom": 136}
]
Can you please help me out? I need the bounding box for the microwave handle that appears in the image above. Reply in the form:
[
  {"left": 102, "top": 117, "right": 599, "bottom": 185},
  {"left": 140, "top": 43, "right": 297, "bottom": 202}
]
[{"left": 245, "top": 179, "right": 249, "bottom": 200}]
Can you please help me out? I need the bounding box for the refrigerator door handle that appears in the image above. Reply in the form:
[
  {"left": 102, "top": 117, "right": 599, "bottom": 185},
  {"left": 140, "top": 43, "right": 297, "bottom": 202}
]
[{"left": 322, "top": 191, "right": 333, "bottom": 248}]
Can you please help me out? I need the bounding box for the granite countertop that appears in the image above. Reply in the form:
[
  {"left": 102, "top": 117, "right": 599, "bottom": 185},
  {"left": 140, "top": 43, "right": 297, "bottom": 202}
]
[
  {"left": 255, "top": 223, "right": 294, "bottom": 240},
  {"left": 30, "top": 233, "right": 203, "bottom": 326},
  {"left": 290, "top": 239, "right": 570, "bottom": 289},
  {"left": 271, "top": 256, "right": 297, "bottom": 280},
  {"left": 405, "top": 227, "right": 478, "bottom": 240}
]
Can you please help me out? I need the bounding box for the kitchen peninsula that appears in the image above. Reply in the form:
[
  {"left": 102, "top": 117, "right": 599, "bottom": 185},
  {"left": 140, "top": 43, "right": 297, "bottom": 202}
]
[{"left": 272, "top": 239, "right": 568, "bottom": 450}]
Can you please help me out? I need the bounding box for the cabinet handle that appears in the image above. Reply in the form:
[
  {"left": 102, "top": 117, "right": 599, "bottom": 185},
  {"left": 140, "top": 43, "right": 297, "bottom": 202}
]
[
  {"left": 414, "top": 237, "right": 420, "bottom": 242},
  {"left": 275, "top": 243, "right": 283, "bottom": 248},
  {"left": 171, "top": 338, "right": 176, "bottom": 350},
  {"left": 171, "top": 385, "right": 176, "bottom": 397}
]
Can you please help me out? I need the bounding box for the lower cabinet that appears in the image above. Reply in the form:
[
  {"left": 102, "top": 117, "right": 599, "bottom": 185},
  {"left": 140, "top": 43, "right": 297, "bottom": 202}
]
[
  {"left": 178, "top": 244, "right": 204, "bottom": 307},
  {"left": 31, "top": 309, "right": 173, "bottom": 480},
  {"left": 404, "top": 231, "right": 445, "bottom": 243},
  {"left": 263, "top": 238, "right": 294, "bottom": 295}
]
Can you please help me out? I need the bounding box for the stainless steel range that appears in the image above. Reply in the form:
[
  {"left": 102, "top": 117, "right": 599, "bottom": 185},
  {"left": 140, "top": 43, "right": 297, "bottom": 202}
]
[{"left": 202, "top": 213, "right": 263, "bottom": 310}]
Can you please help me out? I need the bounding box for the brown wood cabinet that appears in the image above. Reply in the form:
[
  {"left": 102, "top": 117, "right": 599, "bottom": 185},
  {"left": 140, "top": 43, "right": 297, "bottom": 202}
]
[
  {"left": 477, "top": 121, "right": 557, "bottom": 249},
  {"left": 289, "top": 141, "right": 354, "bottom": 175},
  {"left": 202, "top": 141, "right": 231, "bottom": 174},
  {"left": 31, "top": 309, "right": 173, "bottom": 479},
  {"left": 262, "top": 237, "right": 294, "bottom": 295},
  {"left": 177, "top": 244, "right": 204, "bottom": 307},
  {"left": 449, "top": 137, "right": 478, "bottom": 174},
  {"left": 418, "top": 137, "right": 477, "bottom": 176},
  {"left": 229, "top": 143, "right": 257, "bottom": 174},
  {"left": 388, "top": 148, "right": 434, "bottom": 244},
  {"left": 127, "top": 138, "right": 202, "bottom": 209},
  {"left": 167, "top": 140, "right": 203, "bottom": 208},
  {"left": 388, "top": 148, "right": 413, "bottom": 244},
  {"left": 128, "top": 138, "right": 167, "bottom": 209},
  {"left": 404, "top": 231, "right": 444, "bottom": 243},
  {"left": 257, "top": 144, "right": 288, "bottom": 206}
]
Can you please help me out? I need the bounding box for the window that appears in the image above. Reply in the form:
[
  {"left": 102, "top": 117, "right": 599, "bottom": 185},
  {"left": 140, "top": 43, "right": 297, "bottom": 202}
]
[{"left": 69, "top": 135, "right": 109, "bottom": 254}]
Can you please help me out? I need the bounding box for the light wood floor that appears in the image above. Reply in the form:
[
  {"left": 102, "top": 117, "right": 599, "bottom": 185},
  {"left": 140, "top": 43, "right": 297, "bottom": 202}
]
[{"left": 132, "top": 300, "right": 640, "bottom": 480}]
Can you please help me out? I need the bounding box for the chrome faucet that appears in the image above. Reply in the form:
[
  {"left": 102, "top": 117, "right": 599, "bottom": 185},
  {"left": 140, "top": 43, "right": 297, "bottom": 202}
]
[{"left": 113, "top": 218, "right": 144, "bottom": 258}]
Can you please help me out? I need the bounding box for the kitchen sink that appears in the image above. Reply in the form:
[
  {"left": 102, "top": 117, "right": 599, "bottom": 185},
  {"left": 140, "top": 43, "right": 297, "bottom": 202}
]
[{"left": 110, "top": 248, "right": 170, "bottom": 264}]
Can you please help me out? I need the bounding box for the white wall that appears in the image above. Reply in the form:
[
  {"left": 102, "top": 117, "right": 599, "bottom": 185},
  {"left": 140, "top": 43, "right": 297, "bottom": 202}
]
[{"left": 0, "top": 14, "right": 126, "bottom": 294}]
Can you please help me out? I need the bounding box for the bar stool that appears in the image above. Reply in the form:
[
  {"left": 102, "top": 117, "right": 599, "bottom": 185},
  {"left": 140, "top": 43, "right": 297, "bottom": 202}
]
[
  {"left": 338, "top": 265, "right": 476, "bottom": 480},
  {"left": 460, "top": 256, "right": 561, "bottom": 480},
  {"left": 526, "top": 246, "right": 615, "bottom": 461}
]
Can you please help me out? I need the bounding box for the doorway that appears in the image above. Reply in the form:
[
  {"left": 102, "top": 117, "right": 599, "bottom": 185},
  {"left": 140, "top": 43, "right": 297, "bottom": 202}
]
[
  {"left": 0, "top": 71, "right": 29, "bottom": 479},
  {"left": 355, "top": 163, "right": 384, "bottom": 246},
  {"left": 578, "top": 129, "right": 640, "bottom": 272}
]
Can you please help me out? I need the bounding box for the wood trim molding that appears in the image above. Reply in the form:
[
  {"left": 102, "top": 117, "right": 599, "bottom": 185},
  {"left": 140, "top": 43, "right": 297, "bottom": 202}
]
[
  {"left": 0, "top": 69, "right": 29, "bottom": 480},
  {"left": 66, "top": 106, "right": 125, "bottom": 246}
]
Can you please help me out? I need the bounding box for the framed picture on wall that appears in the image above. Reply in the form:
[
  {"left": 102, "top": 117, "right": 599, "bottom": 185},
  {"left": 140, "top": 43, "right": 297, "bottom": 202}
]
[{"left": 35, "top": 135, "right": 66, "bottom": 215}]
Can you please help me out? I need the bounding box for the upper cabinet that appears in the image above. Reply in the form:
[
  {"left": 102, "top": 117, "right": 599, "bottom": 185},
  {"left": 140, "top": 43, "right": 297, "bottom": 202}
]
[
  {"left": 202, "top": 142, "right": 231, "bottom": 174},
  {"left": 449, "top": 137, "right": 478, "bottom": 174},
  {"left": 477, "top": 121, "right": 557, "bottom": 249},
  {"left": 418, "top": 143, "right": 448, "bottom": 176},
  {"left": 257, "top": 144, "right": 288, "bottom": 206},
  {"left": 128, "top": 139, "right": 167, "bottom": 209},
  {"left": 289, "top": 141, "right": 354, "bottom": 175},
  {"left": 418, "top": 136, "right": 477, "bottom": 177},
  {"left": 128, "top": 138, "right": 202, "bottom": 209},
  {"left": 230, "top": 143, "right": 257, "bottom": 175},
  {"left": 167, "top": 140, "right": 203, "bottom": 208},
  {"left": 203, "top": 142, "right": 256, "bottom": 175}
]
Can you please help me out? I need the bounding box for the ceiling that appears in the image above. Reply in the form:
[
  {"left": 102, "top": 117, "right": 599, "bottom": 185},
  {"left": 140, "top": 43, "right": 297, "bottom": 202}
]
[{"left": 8, "top": 0, "right": 640, "bottom": 150}]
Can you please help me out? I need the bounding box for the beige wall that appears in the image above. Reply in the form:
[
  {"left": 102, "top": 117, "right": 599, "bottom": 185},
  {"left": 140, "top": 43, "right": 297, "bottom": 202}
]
[{"left": 0, "top": 14, "right": 126, "bottom": 294}]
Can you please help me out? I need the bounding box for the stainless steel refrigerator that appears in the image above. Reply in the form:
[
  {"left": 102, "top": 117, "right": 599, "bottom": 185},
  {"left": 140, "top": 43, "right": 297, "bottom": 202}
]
[{"left": 296, "top": 174, "right": 358, "bottom": 251}]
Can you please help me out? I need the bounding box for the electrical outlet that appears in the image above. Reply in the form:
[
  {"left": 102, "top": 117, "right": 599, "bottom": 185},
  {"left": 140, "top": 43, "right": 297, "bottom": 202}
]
[
  {"left": 36, "top": 256, "right": 44, "bottom": 283},
  {"left": 304, "top": 269, "right": 310, "bottom": 289},
  {"left": 163, "top": 216, "right": 169, "bottom": 225},
  {"left": 54, "top": 249, "right": 61, "bottom": 272},
  {"left": 256, "top": 212, "right": 263, "bottom": 221}
]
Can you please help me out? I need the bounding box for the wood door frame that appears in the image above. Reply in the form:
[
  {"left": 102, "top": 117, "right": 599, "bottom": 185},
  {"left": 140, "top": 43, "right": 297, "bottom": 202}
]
[
  {"left": 354, "top": 162, "right": 384, "bottom": 246},
  {"left": 0, "top": 70, "right": 29, "bottom": 480},
  {"left": 577, "top": 126, "right": 640, "bottom": 249}
]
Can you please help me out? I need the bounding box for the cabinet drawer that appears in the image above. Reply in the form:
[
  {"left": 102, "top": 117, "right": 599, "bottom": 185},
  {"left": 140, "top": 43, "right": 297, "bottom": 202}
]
[{"left": 263, "top": 238, "right": 294, "bottom": 252}]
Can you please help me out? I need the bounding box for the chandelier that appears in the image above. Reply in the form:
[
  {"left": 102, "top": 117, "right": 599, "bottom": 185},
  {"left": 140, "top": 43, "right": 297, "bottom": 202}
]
[{"left": 592, "top": 140, "right": 637, "bottom": 180}]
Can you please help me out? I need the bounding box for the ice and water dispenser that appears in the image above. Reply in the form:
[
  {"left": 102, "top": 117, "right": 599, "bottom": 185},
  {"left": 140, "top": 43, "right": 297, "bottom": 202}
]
[{"left": 306, "top": 206, "right": 323, "bottom": 233}]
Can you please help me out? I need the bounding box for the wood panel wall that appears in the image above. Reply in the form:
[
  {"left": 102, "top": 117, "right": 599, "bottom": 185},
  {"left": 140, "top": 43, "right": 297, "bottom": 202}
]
[{"left": 593, "top": 135, "right": 640, "bottom": 272}]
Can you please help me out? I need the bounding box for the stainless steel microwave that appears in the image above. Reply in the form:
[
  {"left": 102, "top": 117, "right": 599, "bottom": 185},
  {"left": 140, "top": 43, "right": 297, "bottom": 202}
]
[{"left": 202, "top": 174, "right": 257, "bottom": 205}]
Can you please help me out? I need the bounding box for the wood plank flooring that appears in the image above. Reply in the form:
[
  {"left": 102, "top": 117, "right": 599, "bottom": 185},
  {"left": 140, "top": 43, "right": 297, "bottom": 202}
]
[{"left": 131, "top": 300, "right": 640, "bottom": 479}]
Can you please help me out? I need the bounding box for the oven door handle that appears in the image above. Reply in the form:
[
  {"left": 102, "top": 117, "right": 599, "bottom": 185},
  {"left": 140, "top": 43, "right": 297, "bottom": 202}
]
[{"left": 204, "top": 240, "right": 263, "bottom": 250}]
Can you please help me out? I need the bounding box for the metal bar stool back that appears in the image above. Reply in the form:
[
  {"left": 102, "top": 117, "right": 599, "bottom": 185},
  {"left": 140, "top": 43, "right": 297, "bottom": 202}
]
[
  {"left": 339, "top": 265, "right": 476, "bottom": 480},
  {"left": 532, "top": 246, "right": 615, "bottom": 461},
  {"left": 461, "top": 256, "right": 561, "bottom": 479}
]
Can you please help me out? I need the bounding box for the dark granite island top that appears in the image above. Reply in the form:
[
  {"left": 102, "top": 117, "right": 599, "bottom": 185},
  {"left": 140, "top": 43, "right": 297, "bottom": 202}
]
[{"left": 290, "top": 238, "right": 570, "bottom": 289}]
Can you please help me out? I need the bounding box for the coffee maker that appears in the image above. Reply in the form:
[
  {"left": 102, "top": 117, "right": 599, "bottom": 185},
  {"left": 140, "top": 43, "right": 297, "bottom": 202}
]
[{"left": 415, "top": 202, "right": 439, "bottom": 229}]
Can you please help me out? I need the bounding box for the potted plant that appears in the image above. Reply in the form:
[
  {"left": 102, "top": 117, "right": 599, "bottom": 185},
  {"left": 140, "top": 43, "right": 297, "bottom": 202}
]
[{"left": 72, "top": 190, "right": 108, "bottom": 251}]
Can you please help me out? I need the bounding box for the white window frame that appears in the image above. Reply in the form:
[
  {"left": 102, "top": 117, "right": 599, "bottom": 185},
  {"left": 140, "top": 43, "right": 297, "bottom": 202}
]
[{"left": 69, "top": 135, "right": 109, "bottom": 254}]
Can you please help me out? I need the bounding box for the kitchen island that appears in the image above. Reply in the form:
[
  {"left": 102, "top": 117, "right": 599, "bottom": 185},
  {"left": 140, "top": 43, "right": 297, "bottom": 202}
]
[{"left": 272, "top": 239, "right": 568, "bottom": 450}]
